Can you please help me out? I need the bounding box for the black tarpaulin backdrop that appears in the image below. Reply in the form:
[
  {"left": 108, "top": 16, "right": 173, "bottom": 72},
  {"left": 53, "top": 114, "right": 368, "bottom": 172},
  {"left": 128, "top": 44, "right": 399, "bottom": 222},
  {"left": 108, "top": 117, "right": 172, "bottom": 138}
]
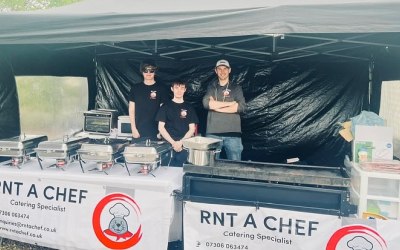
[
  {"left": 0, "top": 57, "right": 20, "bottom": 162},
  {"left": 96, "top": 59, "right": 368, "bottom": 167},
  {"left": 0, "top": 57, "right": 20, "bottom": 136}
]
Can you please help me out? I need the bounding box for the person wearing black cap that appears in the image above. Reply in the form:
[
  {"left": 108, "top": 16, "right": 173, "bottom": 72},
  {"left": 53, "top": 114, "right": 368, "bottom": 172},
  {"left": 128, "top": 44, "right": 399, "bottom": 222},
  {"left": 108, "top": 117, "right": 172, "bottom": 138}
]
[
  {"left": 202, "top": 59, "right": 246, "bottom": 160},
  {"left": 156, "top": 80, "right": 198, "bottom": 167},
  {"left": 128, "top": 59, "right": 168, "bottom": 142}
]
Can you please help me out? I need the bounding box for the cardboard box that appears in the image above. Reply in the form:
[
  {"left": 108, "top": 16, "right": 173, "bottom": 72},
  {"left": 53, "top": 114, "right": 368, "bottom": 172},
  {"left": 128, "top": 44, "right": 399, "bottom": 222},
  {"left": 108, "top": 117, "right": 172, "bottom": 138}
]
[{"left": 353, "top": 125, "right": 393, "bottom": 163}]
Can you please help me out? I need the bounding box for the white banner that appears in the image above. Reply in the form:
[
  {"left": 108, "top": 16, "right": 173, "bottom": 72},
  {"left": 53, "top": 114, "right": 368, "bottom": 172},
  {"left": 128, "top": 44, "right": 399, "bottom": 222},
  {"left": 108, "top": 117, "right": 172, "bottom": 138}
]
[
  {"left": 184, "top": 201, "right": 400, "bottom": 250},
  {"left": 0, "top": 169, "right": 178, "bottom": 250}
]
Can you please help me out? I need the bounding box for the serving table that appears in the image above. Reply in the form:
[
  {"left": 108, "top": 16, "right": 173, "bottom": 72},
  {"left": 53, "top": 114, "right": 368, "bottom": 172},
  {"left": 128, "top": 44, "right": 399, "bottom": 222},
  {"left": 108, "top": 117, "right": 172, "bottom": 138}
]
[{"left": 0, "top": 159, "right": 182, "bottom": 250}]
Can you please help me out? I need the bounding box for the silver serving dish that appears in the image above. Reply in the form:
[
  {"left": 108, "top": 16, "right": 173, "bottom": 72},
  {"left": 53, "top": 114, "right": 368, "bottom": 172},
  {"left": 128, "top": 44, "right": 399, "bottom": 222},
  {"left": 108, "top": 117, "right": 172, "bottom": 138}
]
[
  {"left": 0, "top": 134, "right": 48, "bottom": 167},
  {"left": 182, "top": 136, "right": 222, "bottom": 150},
  {"left": 77, "top": 138, "right": 129, "bottom": 173},
  {"left": 124, "top": 141, "right": 171, "bottom": 164},
  {"left": 35, "top": 136, "right": 89, "bottom": 159},
  {"left": 0, "top": 135, "right": 48, "bottom": 157},
  {"left": 34, "top": 136, "right": 89, "bottom": 169},
  {"left": 78, "top": 142, "right": 126, "bottom": 162}
]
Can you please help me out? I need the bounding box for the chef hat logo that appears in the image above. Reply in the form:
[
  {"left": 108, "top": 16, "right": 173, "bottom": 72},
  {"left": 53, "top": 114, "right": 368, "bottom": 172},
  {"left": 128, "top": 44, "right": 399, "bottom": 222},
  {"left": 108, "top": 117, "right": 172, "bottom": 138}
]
[
  {"left": 103, "top": 202, "right": 134, "bottom": 241},
  {"left": 109, "top": 203, "right": 130, "bottom": 218},
  {"left": 347, "top": 236, "right": 373, "bottom": 250}
]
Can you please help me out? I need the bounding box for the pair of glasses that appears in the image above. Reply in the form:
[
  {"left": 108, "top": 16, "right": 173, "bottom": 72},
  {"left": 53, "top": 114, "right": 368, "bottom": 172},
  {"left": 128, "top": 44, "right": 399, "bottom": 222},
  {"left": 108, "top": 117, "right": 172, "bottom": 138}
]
[{"left": 143, "top": 69, "right": 155, "bottom": 73}]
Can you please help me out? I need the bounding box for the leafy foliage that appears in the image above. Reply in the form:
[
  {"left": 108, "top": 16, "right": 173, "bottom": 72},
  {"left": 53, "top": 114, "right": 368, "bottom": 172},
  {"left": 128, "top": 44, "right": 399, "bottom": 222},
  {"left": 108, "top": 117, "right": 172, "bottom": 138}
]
[{"left": 0, "top": 0, "right": 81, "bottom": 12}]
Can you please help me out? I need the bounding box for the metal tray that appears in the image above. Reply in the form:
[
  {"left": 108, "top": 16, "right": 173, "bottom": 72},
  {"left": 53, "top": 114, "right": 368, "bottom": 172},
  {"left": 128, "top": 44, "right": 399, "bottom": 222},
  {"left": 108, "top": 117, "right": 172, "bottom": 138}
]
[
  {"left": 184, "top": 159, "right": 351, "bottom": 188},
  {"left": 35, "top": 136, "right": 89, "bottom": 159},
  {"left": 182, "top": 136, "right": 221, "bottom": 150},
  {"left": 124, "top": 141, "right": 171, "bottom": 163},
  {"left": 0, "top": 135, "right": 48, "bottom": 157}
]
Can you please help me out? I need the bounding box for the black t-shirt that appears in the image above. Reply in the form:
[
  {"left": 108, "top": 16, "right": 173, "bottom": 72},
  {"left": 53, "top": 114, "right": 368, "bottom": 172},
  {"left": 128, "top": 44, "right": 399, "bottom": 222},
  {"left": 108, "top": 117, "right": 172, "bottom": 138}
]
[
  {"left": 128, "top": 82, "right": 169, "bottom": 138},
  {"left": 155, "top": 100, "right": 199, "bottom": 141}
]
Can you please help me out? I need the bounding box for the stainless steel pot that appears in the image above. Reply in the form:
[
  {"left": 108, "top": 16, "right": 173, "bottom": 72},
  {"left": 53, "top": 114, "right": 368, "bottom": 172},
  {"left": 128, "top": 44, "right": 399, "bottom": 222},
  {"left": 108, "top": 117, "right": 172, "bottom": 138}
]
[{"left": 187, "top": 149, "right": 218, "bottom": 166}]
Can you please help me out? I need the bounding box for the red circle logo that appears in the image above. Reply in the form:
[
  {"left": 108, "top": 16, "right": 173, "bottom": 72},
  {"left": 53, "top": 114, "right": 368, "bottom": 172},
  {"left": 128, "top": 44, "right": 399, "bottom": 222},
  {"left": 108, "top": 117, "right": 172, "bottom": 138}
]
[
  {"left": 93, "top": 193, "right": 142, "bottom": 249},
  {"left": 180, "top": 109, "right": 187, "bottom": 118},
  {"left": 326, "top": 224, "right": 387, "bottom": 250}
]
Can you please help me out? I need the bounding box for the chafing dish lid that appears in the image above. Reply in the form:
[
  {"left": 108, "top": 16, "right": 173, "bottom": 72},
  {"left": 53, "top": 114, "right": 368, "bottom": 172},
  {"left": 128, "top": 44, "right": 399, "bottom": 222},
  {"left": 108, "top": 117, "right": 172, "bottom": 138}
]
[
  {"left": 0, "top": 135, "right": 48, "bottom": 149},
  {"left": 35, "top": 137, "right": 88, "bottom": 151},
  {"left": 124, "top": 141, "right": 170, "bottom": 154},
  {"left": 78, "top": 138, "right": 129, "bottom": 153}
]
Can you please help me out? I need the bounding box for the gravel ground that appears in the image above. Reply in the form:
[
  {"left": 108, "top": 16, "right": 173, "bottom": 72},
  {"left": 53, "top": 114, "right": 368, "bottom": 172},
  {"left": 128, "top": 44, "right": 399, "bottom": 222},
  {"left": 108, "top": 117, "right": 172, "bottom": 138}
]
[
  {"left": 0, "top": 238, "right": 55, "bottom": 250},
  {"left": 0, "top": 238, "right": 183, "bottom": 250}
]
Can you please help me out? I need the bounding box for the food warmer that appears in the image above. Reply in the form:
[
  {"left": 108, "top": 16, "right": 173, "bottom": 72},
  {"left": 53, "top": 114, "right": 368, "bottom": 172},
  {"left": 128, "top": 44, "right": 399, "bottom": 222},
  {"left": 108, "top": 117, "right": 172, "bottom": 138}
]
[
  {"left": 182, "top": 137, "right": 356, "bottom": 217},
  {"left": 77, "top": 138, "right": 130, "bottom": 174},
  {"left": 34, "top": 136, "right": 89, "bottom": 170},
  {"left": 0, "top": 134, "right": 48, "bottom": 168},
  {"left": 123, "top": 140, "right": 172, "bottom": 175}
]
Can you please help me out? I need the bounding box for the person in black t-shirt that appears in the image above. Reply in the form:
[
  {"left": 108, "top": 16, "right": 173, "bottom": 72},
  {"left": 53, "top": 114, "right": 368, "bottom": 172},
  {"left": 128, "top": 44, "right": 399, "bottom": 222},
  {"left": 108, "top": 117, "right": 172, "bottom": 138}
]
[
  {"left": 156, "top": 80, "right": 199, "bottom": 167},
  {"left": 128, "top": 60, "right": 168, "bottom": 141}
]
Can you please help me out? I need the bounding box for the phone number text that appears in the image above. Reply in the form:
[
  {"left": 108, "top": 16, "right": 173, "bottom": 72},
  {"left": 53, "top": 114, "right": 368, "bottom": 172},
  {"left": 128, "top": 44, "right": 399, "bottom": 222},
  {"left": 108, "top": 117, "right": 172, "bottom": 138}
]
[
  {"left": 205, "top": 242, "right": 248, "bottom": 249},
  {"left": 0, "top": 210, "right": 30, "bottom": 219}
]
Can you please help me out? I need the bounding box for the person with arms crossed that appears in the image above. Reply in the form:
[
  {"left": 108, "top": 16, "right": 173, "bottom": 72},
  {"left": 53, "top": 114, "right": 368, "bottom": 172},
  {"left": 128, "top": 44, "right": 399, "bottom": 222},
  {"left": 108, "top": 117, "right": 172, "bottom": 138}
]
[
  {"left": 202, "top": 59, "right": 246, "bottom": 160},
  {"left": 128, "top": 60, "right": 168, "bottom": 142},
  {"left": 156, "top": 80, "right": 199, "bottom": 167}
]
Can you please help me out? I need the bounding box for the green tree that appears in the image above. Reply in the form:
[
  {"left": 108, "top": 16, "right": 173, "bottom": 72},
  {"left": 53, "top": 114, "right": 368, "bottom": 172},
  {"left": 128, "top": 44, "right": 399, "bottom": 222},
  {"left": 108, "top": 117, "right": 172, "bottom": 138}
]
[{"left": 0, "top": 0, "right": 81, "bottom": 12}]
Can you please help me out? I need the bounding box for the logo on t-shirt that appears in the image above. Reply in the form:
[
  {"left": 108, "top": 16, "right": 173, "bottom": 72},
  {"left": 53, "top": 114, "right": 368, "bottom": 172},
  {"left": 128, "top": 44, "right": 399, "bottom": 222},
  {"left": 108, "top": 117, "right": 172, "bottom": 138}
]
[
  {"left": 223, "top": 89, "right": 231, "bottom": 97},
  {"left": 150, "top": 91, "right": 157, "bottom": 99},
  {"left": 180, "top": 109, "right": 187, "bottom": 118}
]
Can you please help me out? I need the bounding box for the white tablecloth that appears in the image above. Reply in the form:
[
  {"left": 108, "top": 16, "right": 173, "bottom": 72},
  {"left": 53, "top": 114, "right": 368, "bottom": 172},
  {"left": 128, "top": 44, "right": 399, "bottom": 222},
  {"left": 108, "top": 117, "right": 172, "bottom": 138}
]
[{"left": 0, "top": 158, "right": 183, "bottom": 249}]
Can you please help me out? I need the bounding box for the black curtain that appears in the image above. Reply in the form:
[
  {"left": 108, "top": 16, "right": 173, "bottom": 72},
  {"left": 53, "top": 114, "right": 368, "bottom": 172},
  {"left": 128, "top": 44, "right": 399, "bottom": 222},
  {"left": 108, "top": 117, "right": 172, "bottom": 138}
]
[
  {"left": 96, "top": 59, "right": 368, "bottom": 167},
  {"left": 0, "top": 55, "right": 20, "bottom": 139}
]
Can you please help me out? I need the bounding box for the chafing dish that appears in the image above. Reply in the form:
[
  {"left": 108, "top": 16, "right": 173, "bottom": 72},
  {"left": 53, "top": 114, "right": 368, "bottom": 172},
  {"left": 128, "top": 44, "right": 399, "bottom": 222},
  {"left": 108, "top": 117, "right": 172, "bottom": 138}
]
[
  {"left": 123, "top": 140, "right": 172, "bottom": 175},
  {"left": 124, "top": 140, "right": 171, "bottom": 163},
  {"left": 77, "top": 138, "right": 129, "bottom": 174},
  {"left": 34, "top": 136, "right": 89, "bottom": 170},
  {"left": 0, "top": 134, "right": 48, "bottom": 168}
]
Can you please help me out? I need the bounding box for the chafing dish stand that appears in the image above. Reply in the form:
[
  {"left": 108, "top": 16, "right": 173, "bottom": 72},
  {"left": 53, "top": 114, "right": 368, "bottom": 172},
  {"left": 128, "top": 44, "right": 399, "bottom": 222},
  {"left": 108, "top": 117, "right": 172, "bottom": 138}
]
[
  {"left": 77, "top": 138, "right": 130, "bottom": 175},
  {"left": 183, "top": 160, "right": 357, "bottom": 217},
  {"left": 34, "top": 136, "right": 89, "bottom": 170},
  {"left": 0, "top": 134, "right": 48, "bottom": 168}
]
